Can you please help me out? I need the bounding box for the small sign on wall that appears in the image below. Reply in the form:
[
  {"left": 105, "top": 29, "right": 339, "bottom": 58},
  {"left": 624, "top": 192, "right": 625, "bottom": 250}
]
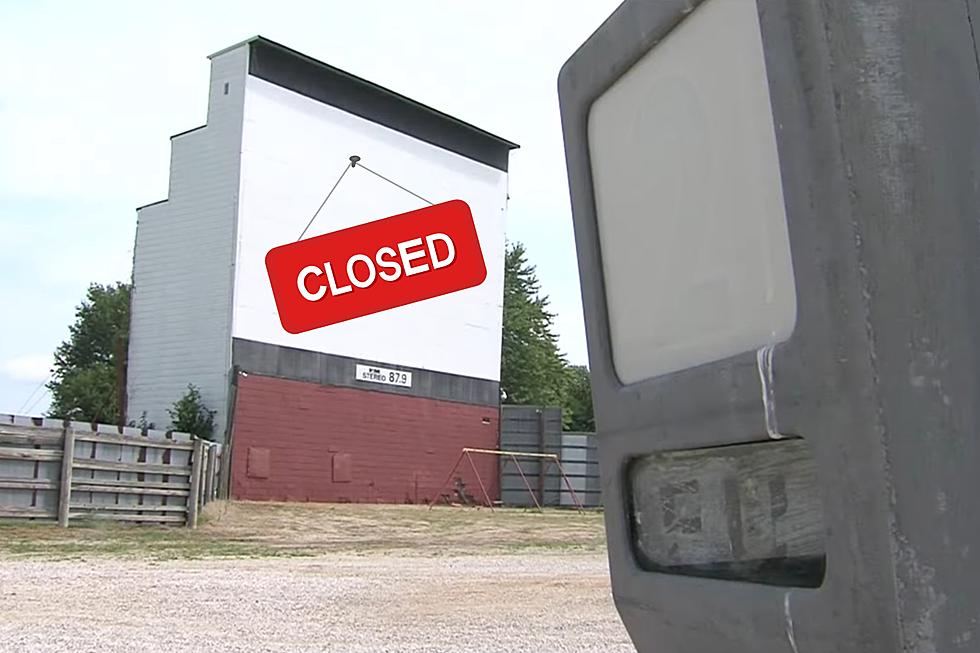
[{"left": 355, "top": 364, "right": 412, "bottom": 388}]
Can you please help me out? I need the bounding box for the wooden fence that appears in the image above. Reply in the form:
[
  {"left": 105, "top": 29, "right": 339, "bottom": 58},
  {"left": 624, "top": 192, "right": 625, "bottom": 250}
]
[{"left": 0, "top": 414, "right": 221, "bottom": 527}]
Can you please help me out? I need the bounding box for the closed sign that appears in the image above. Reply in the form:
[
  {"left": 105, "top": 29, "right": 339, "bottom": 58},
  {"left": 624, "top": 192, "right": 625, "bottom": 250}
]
[
  {"left": 265, "top": 200, "right": 487, "bottom": 334},
  {"left": 355, "top": 364, "right": 412, "bottom": 388}
]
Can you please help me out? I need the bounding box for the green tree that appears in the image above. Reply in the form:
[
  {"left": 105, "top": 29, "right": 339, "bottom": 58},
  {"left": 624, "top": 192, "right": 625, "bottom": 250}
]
[
  {"left": 168, "top": 384, "right": 216, "bottom": 440},
  {"left": 500, "top": 242, "right": 567, "bottom": 407},
  {"left": 562, "top": 364, "right": 595, "bottom": 432},
  {"left": 47, "top": 282, "right": 130, "bottom": 423}
]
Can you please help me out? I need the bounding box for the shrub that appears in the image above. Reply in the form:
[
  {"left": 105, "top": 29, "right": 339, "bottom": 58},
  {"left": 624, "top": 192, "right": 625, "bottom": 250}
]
[{"left": 167, "top": 384, "right": 216, "bottom": 440}]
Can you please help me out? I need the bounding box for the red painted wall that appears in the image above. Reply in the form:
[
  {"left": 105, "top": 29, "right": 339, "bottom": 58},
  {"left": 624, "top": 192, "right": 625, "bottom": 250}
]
[{"left": 229, "top": 373, "right": 500, "bottom": 504}]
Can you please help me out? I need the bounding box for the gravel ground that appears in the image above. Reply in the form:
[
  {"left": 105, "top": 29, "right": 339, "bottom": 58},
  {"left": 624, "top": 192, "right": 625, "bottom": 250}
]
[{"left": 0, "top": 553, "right": 635, "bottom": 652}]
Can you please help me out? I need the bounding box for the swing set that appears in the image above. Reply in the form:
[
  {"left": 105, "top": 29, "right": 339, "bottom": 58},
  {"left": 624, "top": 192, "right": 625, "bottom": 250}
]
[{"left": 428, "top": 447, "right": 585, "bottom": 511}]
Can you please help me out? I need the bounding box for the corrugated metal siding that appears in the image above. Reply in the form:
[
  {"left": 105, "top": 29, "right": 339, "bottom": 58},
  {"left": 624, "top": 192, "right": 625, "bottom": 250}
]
[
  {"left": 126, "top": 47, "right": 249, "bottom": 440},
  {"left": 499, "top": 406, "right": 562, "bottom": 506},
  {"left": 499, "top": 406, "right": 602, "bottom": 508},
  {"left": 559, "top": 432, "right": 591, "bottom": 507},
  {"left": 228, "top": 373, "right": 500, "bottom": 503}
]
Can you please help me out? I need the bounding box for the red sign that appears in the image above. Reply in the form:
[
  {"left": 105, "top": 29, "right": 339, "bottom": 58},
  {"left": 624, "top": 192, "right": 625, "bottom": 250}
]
[{"left": 265, "top": 200, "right": 486, "bottom": 334}]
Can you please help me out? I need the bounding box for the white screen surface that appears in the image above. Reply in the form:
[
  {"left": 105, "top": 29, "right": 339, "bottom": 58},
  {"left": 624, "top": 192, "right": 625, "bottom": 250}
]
[
  {"left": 234, "top": 76, "right": 508, "bottom": 381},
  {"left": 587, "top": 0, "right": 797, "bottom": 385}
]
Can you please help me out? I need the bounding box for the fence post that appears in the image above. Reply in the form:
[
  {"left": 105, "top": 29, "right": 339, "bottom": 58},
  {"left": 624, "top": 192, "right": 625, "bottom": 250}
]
[
  {"left": 57, "top": 428, "right": 75, "bottom": 528},
  {"left": 218, "top": 443, "right": 232, "bottom": 499},
  {"left": 537, "top": 409, "right": 545, "bottom": 506},
  {"left": 214, "top": 446, "right": 223, "bottom": 499},
  {"left": 204, "top": 444, "right": 216, "bottom": 504},
  {"left": 187, "top": 438, "right": 204, "bottom": 528},
  {"left": 198, "top": 445, "right": 208, "bottom": 507}
]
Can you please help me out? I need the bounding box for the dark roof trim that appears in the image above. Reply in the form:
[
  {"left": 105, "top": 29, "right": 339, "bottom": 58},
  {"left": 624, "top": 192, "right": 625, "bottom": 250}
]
[
  {"left": 243, "top": 36, "right": 519, "bottom": 172},
  {"left": 136, "top": 199, "right": 168, "bottom": 211},
  {"left": 170, "top": 125, "right": 206, "bottom": 140}
]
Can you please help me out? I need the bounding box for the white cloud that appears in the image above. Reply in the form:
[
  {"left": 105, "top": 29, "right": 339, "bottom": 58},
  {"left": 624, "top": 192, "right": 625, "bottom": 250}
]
[{"left": 1, "top": 355, "right": 53, "bottom": 382}]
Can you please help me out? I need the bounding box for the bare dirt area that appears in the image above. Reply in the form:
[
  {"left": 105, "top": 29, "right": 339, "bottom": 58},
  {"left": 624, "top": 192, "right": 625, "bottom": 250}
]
[{"left": 0, "top": 503, "right": 634, "bottom": 652}]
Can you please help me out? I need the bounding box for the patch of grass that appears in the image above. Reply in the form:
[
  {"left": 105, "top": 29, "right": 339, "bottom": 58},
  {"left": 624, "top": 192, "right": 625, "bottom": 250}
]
[{"left": 0, "top": 502, "right": 608, "bottom": 561}]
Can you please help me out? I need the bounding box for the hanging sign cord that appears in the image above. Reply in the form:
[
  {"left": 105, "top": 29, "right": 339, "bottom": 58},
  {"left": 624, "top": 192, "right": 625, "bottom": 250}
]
[
  {"left": 356, "top": 162, "right": 434, "bottom": 207},
  {"left": 297, "top": 158, "right": 356, "bottom": 241},
  {"left": 297, "top": 155, "right": 435, "bottom": 241}
]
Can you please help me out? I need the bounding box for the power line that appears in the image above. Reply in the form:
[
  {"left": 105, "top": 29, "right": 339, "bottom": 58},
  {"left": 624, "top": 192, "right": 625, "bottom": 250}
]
[
  {"left": 17, "top": 376, "right": 50, "bottom": 415},
  {"left": 24, "top": 387, "right": 50, "bottom": 416}
]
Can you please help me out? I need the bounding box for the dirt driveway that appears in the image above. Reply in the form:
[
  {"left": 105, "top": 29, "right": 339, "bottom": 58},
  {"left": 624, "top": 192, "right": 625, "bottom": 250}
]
[{"left": 0, "top": 503, "right": 635, "bottom": 652}]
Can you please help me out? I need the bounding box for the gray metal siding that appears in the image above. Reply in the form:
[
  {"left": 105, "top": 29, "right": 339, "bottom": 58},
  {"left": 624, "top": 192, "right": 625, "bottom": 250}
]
[
  {"left": 127, "top": 47, "right": 249, "bottom": 441},
  {"left": 498, "top": 406, "right": 602, "bottom": 508},
  {"left": 231, "top": 338, "right": 500, "bottom": 407}
]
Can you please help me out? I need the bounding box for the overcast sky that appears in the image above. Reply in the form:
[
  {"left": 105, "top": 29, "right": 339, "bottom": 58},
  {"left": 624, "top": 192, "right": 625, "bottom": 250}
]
[{"left": 0, "top": 0, "right": 620, "bottom": 415}]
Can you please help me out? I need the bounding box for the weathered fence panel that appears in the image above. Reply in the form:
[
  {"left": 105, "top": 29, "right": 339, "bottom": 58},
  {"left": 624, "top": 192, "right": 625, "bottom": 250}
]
[
  {"left": 0, "top": 414, "right": 222, "bottom": 527},
  {"left": 0, "top": 419, "right": 64, "bottom": 519}
]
